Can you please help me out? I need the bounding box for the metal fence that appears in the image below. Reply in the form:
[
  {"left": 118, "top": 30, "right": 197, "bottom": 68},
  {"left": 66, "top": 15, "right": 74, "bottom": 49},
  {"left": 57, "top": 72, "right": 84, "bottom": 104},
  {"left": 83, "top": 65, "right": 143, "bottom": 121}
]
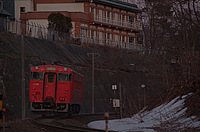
[{"left": 2, "top": 19, "right": 144, "bottom": 51}]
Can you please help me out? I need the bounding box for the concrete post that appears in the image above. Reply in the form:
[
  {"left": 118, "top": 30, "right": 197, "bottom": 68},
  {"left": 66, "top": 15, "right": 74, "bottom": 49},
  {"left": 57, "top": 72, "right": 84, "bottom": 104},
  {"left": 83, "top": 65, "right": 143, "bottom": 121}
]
[
  {"left": 119, "top": 83, "right": 122, "bottom": 119},
  {"left": 104, "top": 112, "right": 109, "bottom": 132}
]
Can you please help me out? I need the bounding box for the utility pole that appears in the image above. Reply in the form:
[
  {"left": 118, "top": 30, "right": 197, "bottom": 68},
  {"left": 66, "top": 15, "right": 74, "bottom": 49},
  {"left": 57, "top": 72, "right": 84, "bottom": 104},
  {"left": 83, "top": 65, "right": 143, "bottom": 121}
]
[
  {"left": 92, "top": 53, "right": 95, "bottom": 114},
  {"left": 21, "top": 35, "right": 25, "bottom": 120},
  {"left": 87, "top": 52, "right": 100, "bottom": 114}
]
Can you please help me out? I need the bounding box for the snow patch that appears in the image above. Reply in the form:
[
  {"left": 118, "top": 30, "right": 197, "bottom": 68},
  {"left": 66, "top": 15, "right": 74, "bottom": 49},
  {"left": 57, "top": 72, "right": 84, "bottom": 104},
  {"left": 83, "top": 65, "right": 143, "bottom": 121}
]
[{"left": 88, "top": 93, "right": 200, "bottom": 132}]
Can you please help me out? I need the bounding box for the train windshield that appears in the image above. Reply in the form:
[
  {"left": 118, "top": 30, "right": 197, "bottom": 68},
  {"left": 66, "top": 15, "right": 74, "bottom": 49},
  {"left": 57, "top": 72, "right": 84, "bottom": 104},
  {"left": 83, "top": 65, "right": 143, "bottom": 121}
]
[
  {"left": 30, "top": 72, "right": 44, "bottom": 80},
  {"left": 47, "top": 74, "right": 55, "bottom": 83},
  {"left": 58, "top": 73, "right": 72, "bottom": 81}
]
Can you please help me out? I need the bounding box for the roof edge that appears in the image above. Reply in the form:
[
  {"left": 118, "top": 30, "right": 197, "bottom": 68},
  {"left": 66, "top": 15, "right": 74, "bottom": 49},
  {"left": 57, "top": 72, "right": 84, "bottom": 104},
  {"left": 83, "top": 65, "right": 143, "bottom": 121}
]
[{"left": 93, "top": 0, "right": 142, "bottom": 13}]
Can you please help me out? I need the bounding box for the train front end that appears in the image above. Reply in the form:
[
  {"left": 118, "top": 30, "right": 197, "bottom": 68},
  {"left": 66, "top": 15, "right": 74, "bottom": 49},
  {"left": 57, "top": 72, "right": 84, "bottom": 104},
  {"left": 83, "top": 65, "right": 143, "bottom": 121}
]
[{"left": 29, "top": 65, "right": 73, "bottom": 112}]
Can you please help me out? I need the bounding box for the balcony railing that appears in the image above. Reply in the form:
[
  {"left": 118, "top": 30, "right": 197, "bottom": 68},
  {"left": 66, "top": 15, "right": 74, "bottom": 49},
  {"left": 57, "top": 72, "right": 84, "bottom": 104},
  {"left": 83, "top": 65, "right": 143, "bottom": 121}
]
[
  {"left": 78, "top": 36, "right": 143, "bottom": 50},
  {"left": 94, "top": 15, "right": 142, "bottom": 31}
]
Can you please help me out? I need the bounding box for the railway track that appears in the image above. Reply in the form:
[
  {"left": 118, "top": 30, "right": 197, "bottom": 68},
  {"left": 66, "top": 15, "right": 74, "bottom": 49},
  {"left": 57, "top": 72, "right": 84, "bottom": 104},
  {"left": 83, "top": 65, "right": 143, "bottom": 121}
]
[{"left": 33, "top": 114, "right": 116, "bottom": 132}]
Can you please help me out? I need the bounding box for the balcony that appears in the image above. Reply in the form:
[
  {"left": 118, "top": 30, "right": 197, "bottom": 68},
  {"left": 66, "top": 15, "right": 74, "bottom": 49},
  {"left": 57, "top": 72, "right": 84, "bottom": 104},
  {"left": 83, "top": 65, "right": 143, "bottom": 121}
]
[
  {"left": 93, "top": 15, "right": 142, "bottom": 31},
  {"left": 77, "top": 36, "right": 143, "bottom": 50}
]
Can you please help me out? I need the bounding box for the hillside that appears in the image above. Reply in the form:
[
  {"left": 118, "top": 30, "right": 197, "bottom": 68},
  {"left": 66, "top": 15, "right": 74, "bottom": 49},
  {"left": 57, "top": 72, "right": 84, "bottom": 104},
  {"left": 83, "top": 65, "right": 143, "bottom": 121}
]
[{"left": 0, "top": 32, "right": 199, "bottom": 122}]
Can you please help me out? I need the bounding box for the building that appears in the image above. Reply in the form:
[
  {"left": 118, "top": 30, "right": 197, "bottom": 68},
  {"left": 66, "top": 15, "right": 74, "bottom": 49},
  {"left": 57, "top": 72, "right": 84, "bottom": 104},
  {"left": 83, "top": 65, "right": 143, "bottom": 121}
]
[
  {"left": 0, "top": 0, "right": 11, "bottom": 32},
  {"left": 2, "top": 0, "right": 14, "bottom": 19},
  {"left": 17, "top": 0, "right": 143, "bottom": 50}
]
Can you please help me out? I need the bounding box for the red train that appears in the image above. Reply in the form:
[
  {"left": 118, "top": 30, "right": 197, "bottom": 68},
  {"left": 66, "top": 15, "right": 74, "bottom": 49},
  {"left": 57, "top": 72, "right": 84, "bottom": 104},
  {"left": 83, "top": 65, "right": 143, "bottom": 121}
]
[{"left": 29, "top": 65, "right": 83, "bottom": 114}]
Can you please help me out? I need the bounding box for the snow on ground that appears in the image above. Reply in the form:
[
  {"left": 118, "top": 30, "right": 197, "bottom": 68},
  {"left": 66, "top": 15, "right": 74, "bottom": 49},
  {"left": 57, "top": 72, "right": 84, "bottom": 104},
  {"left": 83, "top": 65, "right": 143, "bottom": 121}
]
[{"left": 88, "top": 93, "right": 200, "bottom": 132}]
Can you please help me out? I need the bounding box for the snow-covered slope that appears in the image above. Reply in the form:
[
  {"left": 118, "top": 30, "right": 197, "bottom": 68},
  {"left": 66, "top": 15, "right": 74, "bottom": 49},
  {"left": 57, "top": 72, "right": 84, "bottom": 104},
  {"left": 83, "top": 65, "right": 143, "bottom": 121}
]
[{"left": 88, "top": 93, "right": 200, "bottom": 132}]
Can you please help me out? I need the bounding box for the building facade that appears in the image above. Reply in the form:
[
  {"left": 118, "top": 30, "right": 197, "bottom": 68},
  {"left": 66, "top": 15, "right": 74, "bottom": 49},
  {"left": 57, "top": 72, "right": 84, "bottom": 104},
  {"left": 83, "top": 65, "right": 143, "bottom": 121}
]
[
  {"left": 18, "top": 0, "right": 143, "bottom": 50},
  {"left": 0, "top": 0, "right": 11, "bottom": 32}
]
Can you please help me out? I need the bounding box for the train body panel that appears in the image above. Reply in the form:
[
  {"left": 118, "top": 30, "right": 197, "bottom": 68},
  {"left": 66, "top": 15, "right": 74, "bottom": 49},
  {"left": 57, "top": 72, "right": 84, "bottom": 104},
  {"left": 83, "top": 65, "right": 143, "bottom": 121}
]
[
  {"left": 29, "top": 65, "right": 83, "bottom": 113},
  {"left": 70, "top": 71, "right": 83, "bottom": 104}
]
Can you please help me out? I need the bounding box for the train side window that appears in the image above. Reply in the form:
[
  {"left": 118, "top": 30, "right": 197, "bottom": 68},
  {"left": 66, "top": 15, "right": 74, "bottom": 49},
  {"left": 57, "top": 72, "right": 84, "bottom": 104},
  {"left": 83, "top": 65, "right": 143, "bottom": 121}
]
[
  {"left": 58, "top": 73, "right": 72, "bottom": 81},
  {"left": 31, "top": 72, "right": 43, "bottom": 80},
  {"left": 47, "top": 74, "right": 54, "bottom": 83}
]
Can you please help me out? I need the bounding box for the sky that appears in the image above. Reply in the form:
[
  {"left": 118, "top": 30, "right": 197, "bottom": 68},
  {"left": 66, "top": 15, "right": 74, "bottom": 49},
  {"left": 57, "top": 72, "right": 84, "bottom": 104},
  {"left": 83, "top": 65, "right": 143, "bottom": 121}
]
[{"left": 88, "top": 93, "right": 200, "bottom": 132}]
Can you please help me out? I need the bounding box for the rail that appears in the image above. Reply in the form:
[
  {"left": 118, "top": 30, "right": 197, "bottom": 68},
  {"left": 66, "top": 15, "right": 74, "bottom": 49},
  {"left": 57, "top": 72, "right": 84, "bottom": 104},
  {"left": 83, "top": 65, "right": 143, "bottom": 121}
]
[{"left": 33, "top": 114, "right": 116, "bottom": 132}]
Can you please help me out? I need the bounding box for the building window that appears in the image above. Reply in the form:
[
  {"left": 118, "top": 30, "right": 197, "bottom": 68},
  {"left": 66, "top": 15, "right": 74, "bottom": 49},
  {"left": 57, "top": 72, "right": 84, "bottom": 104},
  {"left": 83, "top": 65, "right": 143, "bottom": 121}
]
[
  {"left": 106, "top": 33, "right": 111, "bottom": 44},
  {"left": 81, "top": 28, "right": 88, "bottom": 43},
  {"left": 129, "top": 37, "right": 134, "bottom": 44},
  {"left": 90, "top": 30, "right": 96, "bottom": 43},
  {"left": 96, "top": 9, "right": 99, "bottom": 15},
  {"left": 107, "top": 11, "right": 110, "bottom": 17},
  {"left": 114, "top": 13, "right": 118, "bottom": 20},
  {"left": 20, "top": 7, "right": 25, "bottom": 12},
  {"left": 91, "top": 30, "right": 95, "bottom": 38},
  {"left": 129, "top": 16, "right": 133, "bottom": 24},
  {"left": 81, "top": 28, "right": 87, "bottom": 37},
  {"left": 99, "top": 9, "right": 103, "bottom": 17},
  {"left": 121, "top": 36, "right": 126, "bottom": 47},
  {"left": 91, "top": 8, "right": 96, "bottom": 17},
  {"left": 122, "top": 14, "right": 125, "bottom": 25},
  {"left": 106, "top": 33, "right": 110, "bottom": 40},
  {"left": 122, "top": 36, "right": 125, "bottom": 42},
  {"left": 0, "top": 1, "right": 3, "bottom": 9},
  {"left": 106, "top": 11, "right": 111, "bottom": 23},
  {"left": 98, "top": 31, "right": 105, "bottom": 44},
  {"left": 114, "top": 34, "right": 119, "bottom": 41},
  {"left": 102, "top": 10, "right": 105, "bottom": 18},
  {"left": 99, "top": 31, "right": 104, "bottom": 39},
  {"left": 90, "top": 7, "right": 94, "bottom": 13}
]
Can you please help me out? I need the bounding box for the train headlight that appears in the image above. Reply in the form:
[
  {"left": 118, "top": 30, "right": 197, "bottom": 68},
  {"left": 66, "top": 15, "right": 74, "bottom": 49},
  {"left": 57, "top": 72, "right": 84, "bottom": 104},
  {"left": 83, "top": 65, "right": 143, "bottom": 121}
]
[
  {"left": 64, "top": 67, "right": 67, "bottom": 71},
  {"left": 35, "top": 66, "right": 39, "bottom": 70}
]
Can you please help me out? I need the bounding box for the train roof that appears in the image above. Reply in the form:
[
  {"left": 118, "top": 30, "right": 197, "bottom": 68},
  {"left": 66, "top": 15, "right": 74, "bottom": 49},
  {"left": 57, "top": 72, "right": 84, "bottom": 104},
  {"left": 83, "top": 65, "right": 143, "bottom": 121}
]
[{"left": 30, "top": 64, "right": 83, "bottom": 77}]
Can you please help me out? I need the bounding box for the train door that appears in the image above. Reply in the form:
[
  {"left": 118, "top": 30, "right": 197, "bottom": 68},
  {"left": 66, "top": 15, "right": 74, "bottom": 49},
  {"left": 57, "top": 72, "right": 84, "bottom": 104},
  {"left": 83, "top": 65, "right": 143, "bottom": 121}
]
[{"left": 43, "top": 72, "right": 57, "bottom": 102}]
